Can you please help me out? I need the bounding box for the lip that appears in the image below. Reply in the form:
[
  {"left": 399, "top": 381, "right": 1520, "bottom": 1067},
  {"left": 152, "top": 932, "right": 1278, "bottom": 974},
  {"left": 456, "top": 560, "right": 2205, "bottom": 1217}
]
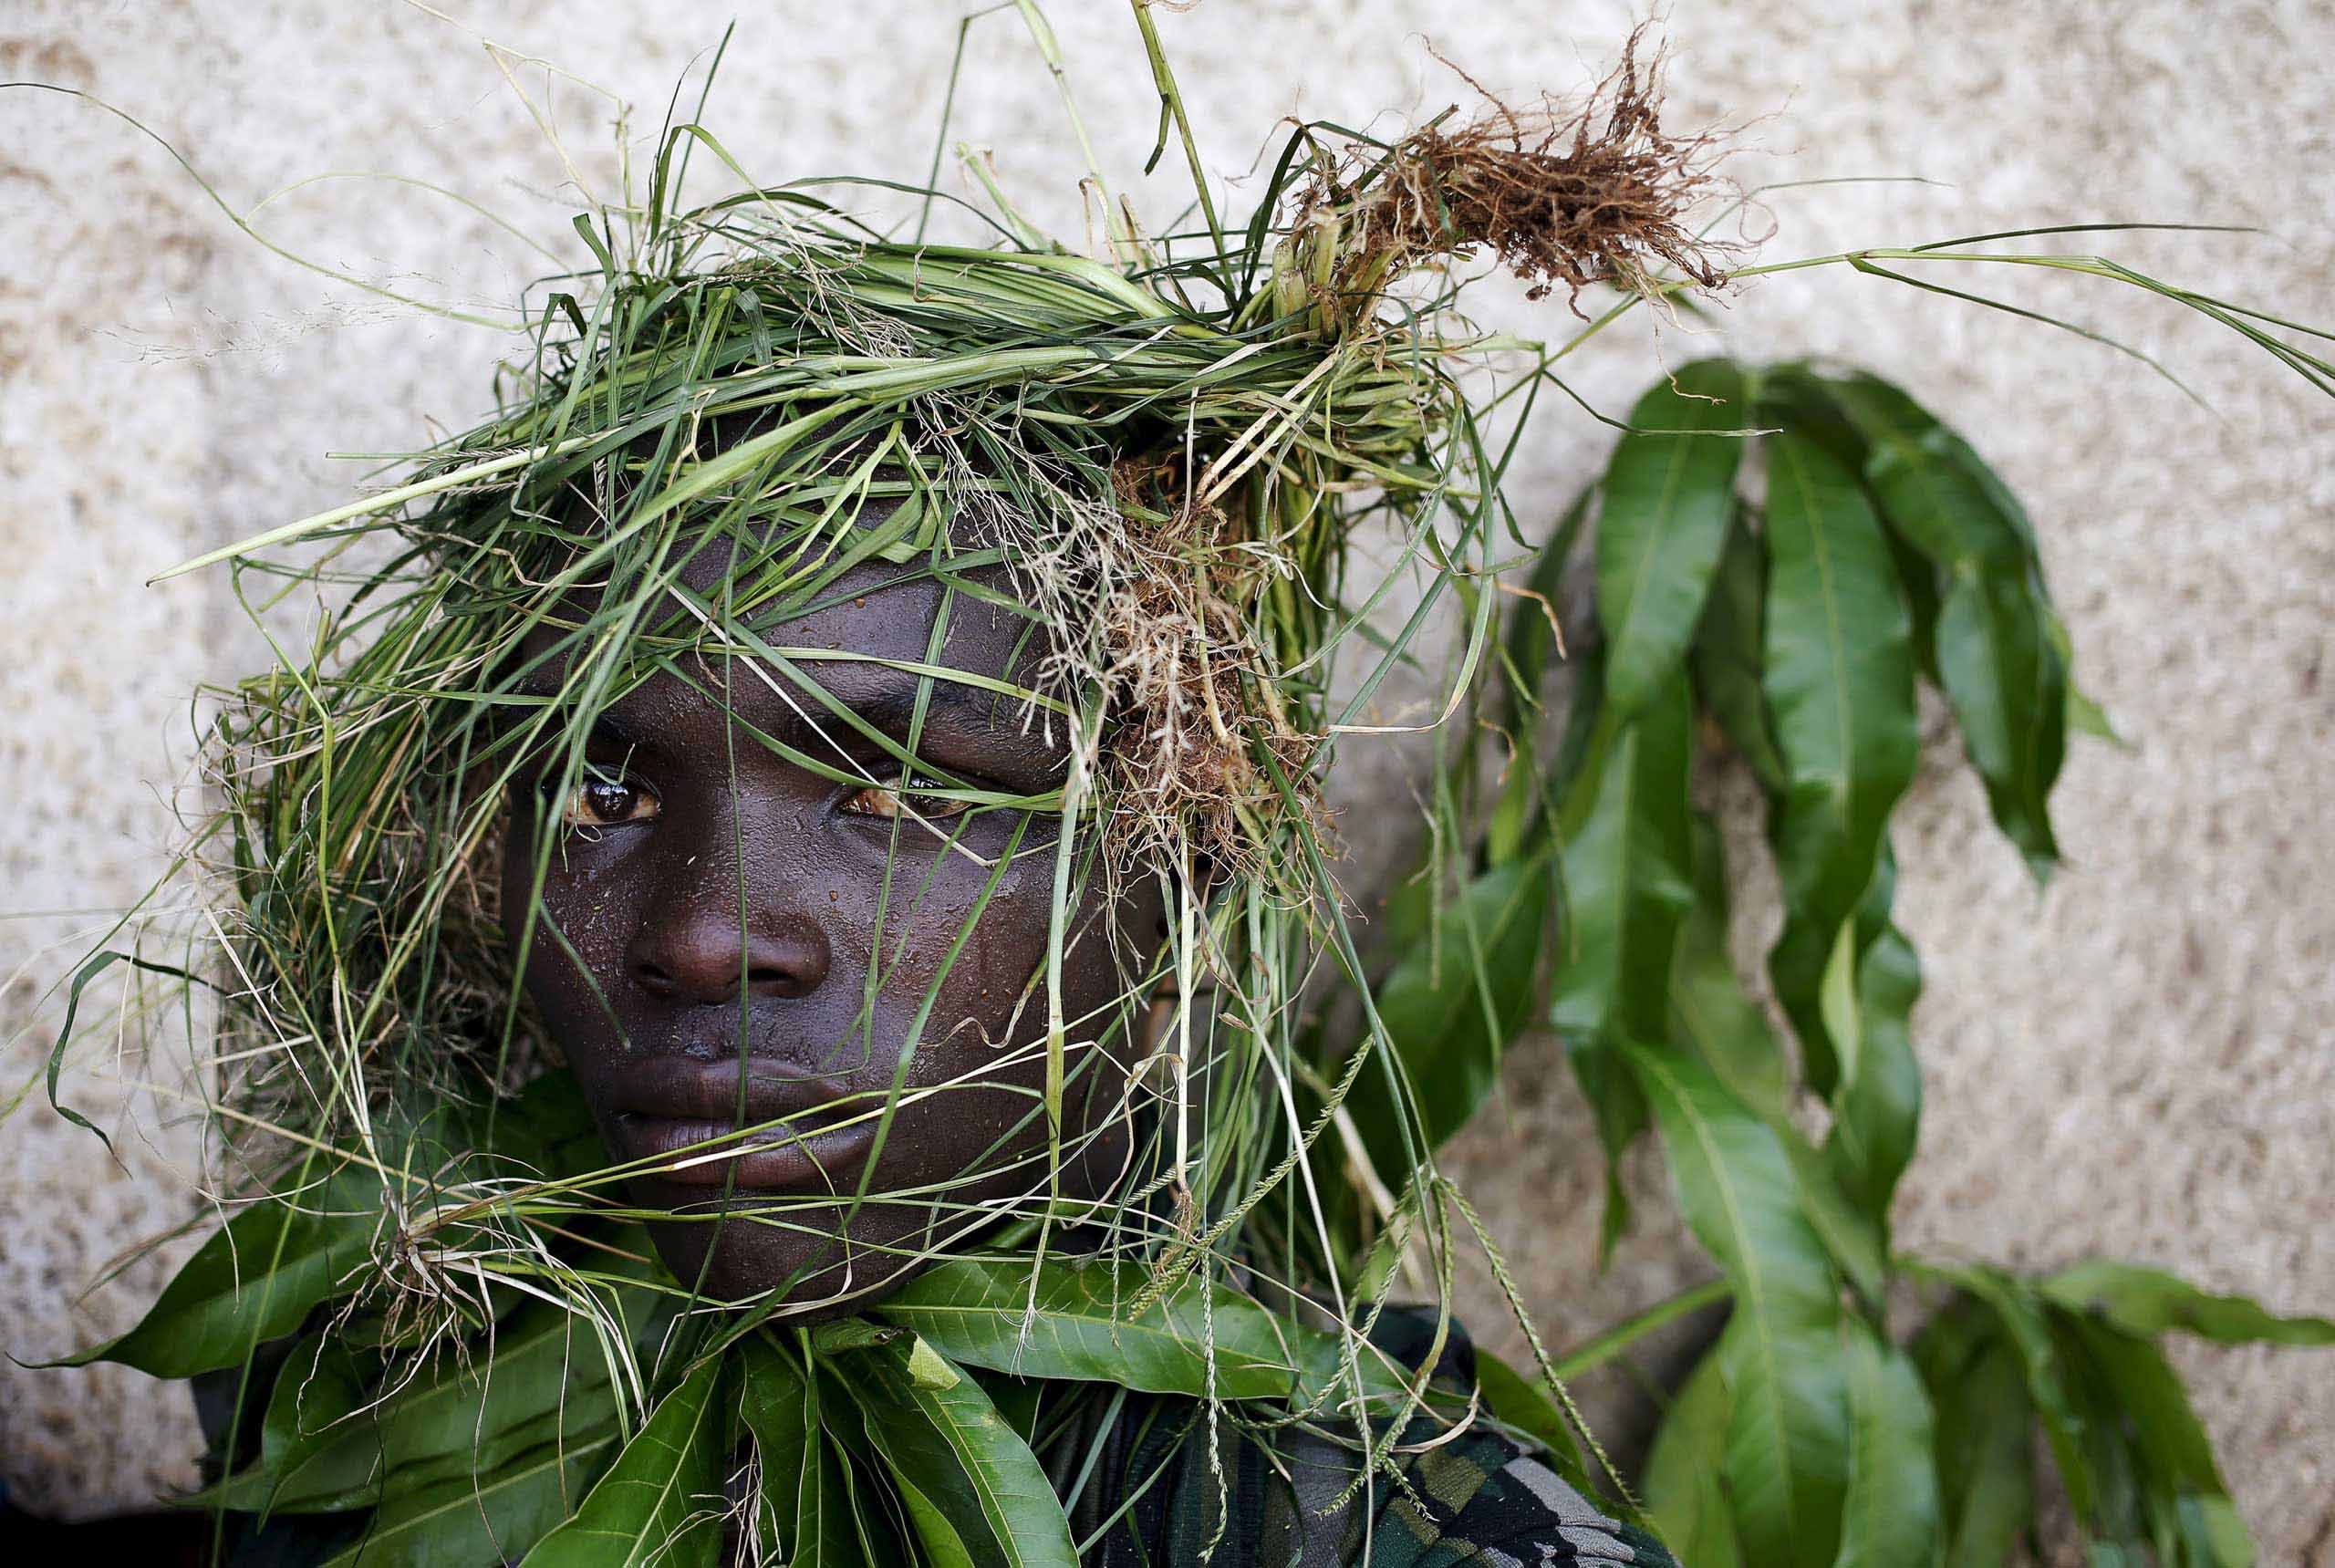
[{"left": 606, "top": 1057, "right": 882, "bottom": 1191}]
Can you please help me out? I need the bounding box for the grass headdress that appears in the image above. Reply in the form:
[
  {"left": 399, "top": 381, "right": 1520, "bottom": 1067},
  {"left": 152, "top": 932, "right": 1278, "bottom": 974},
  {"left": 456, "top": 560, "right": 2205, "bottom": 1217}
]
[{"left": 31, "top": 7, "right": 2335, "bottom": 1566}]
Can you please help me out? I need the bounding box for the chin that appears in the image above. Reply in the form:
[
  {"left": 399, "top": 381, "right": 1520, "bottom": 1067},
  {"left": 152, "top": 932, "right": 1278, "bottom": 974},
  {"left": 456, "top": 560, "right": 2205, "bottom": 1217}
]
[
  {"left": 636, "top": 1187, "right": 941, "bottom": 1314},
  {"left": 625, "top": 1119, "right": 1136, "bottom": 1310}
]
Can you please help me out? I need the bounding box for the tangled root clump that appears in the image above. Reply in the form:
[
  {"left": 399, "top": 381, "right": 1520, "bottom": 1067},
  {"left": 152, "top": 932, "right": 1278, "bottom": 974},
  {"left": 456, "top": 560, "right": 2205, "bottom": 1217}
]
[
  {"left": 1085, "top": 460, "right": 1323, "bottom": 883},
  {"left": 1095, "top": 569, "right": 1320, "bottom": 880},
  {"left": 1304, "top": 27, "right": 1734, "bottom": 317}
]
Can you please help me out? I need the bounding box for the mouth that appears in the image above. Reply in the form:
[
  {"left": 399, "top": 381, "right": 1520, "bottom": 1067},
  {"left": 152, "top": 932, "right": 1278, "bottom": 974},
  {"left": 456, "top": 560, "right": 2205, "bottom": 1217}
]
[{"left": 605, "top": 1056, "right": 884, "bottom": 1191}]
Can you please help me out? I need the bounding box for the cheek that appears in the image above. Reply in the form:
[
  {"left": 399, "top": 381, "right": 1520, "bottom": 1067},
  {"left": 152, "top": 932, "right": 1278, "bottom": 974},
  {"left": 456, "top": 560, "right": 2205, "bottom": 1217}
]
[
  {"left": 501, "top": 827, "right": 638, "bottom": 1034},
  {"left": 856, "top": 880, "right": 993, "bottom": 1024},
  {"left": 899, "top": 853, "right": 1150, "bottom": 1074},
  {"left": 957, "top": 878, "right": 1050, "bottom": 1027},
  {"left": 846, "top": 856, "right": 1043, "bottom": 1089}
]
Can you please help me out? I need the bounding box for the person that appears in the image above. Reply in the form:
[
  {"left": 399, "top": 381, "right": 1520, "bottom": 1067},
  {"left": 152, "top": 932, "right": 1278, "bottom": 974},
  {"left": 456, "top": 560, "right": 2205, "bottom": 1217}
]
[
  {"left": 484, "top": 473, "right": 1673, "bottom": 1566},
  {"left": 142, "top": 441, "right": 1674, "bottom": 1564},
  {"left": 42, "top": 37, "right": 1720, "bottom": 1564},
  {"left": 492, "top": 490, "right": 1168, "bottom": 1313}
]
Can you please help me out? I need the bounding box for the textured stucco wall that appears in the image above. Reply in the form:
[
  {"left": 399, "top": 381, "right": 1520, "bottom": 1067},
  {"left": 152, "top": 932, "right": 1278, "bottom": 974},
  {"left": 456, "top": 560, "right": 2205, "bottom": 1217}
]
[{"left": 3, "top": 1, "right": 2329, "bottom": 1557}]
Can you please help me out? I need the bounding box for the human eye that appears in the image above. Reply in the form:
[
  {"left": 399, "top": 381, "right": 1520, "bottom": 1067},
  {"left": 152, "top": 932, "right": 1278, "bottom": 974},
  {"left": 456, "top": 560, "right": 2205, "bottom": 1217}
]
[
  {"left": 548, "top": 768, "right": 660, "bottom": 831},
  {"left": 837, "top": 775, "right": 972, "bottom": 824}
]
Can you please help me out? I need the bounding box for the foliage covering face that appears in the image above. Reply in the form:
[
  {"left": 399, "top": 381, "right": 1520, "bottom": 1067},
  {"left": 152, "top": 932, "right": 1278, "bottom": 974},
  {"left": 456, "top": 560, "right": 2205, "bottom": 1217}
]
[{"left": 29, "top": 5, "right": 2335, "bottom": 1565}]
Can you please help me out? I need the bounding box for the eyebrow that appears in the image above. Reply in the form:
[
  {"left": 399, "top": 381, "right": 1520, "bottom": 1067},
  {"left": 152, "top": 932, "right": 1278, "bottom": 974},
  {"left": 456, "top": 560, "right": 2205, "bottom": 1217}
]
[
  {"left": 755, "top": 664, "right": 1069, "bottom": 784},
  {"left": 826, "top": 673, "right": 1030, "bottom": 739},
  {"left": 510, "top": 657, "right": 1067, "bottom": 784}
]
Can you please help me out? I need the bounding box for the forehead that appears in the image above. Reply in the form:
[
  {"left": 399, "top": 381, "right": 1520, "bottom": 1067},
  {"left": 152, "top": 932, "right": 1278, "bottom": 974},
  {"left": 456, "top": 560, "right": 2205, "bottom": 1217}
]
[
  {"left": 670, "top": 532, "right": 1021, "bottom": 668},
  {"left": 507, "top": 516, "right": 1052, "bottom": 732}
]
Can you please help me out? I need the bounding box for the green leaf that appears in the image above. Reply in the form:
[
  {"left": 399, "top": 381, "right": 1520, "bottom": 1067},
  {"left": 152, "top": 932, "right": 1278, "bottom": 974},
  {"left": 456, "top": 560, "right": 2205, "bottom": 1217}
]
[
  {"left": 1596, "top": 358, "right": 1753, "bottom": 717},
  {"left": 1473, "top": 1348, "right": 1594, "bottom": 1497},
  {"left": 1567, "top": 1033, "right": 1648, "bottom": 1265},
  {"left": 2178, "top": 1497, "right": 2257, "bottom": 1568},
  {"left": 1759, "top": 428, "right": 1920, "bottom": 1096},
  {"left": 56, "top": 1161, "right": 382, "bottom": 1379},
  {"left": 1832, "top": 1320, "right": 1939, "bottom": 1568},
  {"left": 1754, "top": 362, "right": 1867, "bottom": 473},
  {"left": 2039, "top": 1261, "right": 2335, "bottom": 1347},
  {"left": 1624, "top": 1044, "right": 1850, "bottom": 1567},
  {"left": 829, "top": 1334, "right": 1080, "bottom": 1568},
  {"left": 202, "top": 1334, "right": 370, "bottom": 1517},
  {"left": 60, "top": 1079, "right": 594, "bottom": 1388},
  {"left": 1823, "top": 849, "right": 1924, "bottom": 1238},
  {"left": 1551, "top": 670, "right": 1696, "bottom": 1045},
  {"left": 877, "top": 1258, "right": 1304, "bottom": 1401},
  {"left": 320, "top": 1427, "right": 622, "bottom": 1568},
  {"left": 1688, "top": 506, "right": 1787, "bottom": 793},
  {"left": 2050, "top": 1317, "right": 2179, "bottom": 1555},
  {"left": 1935, "top": 1265, "right": 2097, "bottom": 1525},
  {"left": 1779, "top": 1134, "right": 1888, "bottom": 1308},
  {"left": 1825, "top": 371, "right": 2068, "bottom": 880},
  {"left": 1349, "top": 846, "right": 1556, "bottom": 1168},
  {"left": 969, "top": 1370, "right": 1047, "bottom": 1448},
  {"left": 1643, "top": 1344, "right": 1743, "bottom": 1568},
  {"left": 1712, "top": 1310, "right": 1851, "bottom": 1568},
  {"left": 1666, "top": 813, "right": 1789, "bottom": 1126},
  {"left": 740, "top": 1336, "right": 862, "bottom": 1568},
  {"left": 1914, "top": 1298, "right": 2038, "bottom": 1568},
  {"left": 1488, "top": 483, "right": 1595, "bottom": 863},
  {"left": 1663, "top": 815, "right": 1889, "bottom": 1300},
  {"left": 2052, "top": 1309, "right": 2255, "bottom": 1565},
  {"left": 520, "top": 1354, "right": 728, "bottom": 1568},
  {"left": 1938, "top": 572, "right": 2066, "bottom": 880},
  {"left": 1879, "top": 504, "right": 1946, "bottom": 686},
  {"left": 1551, "top": 664, "right": 1689, "bottom": 1262},
  {"left": 212, "top": 1289, "right": 649, "bottom": 1515},
  {"left": 2047, "top": 610, "right": 2123, "bottom": 746}
]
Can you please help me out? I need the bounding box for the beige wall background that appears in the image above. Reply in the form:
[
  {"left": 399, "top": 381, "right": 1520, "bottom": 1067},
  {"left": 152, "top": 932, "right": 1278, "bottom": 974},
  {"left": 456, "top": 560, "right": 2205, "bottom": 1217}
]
[{"left": 3, "top": 0, "right": 2329, "bottom": 1558}]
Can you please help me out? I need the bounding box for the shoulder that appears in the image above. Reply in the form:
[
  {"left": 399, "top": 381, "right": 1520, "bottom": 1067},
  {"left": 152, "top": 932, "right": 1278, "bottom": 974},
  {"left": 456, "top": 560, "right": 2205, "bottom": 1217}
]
[
  {"left": 1371, "top": 1421, "right": 1680, "bottom": 1566},
  {"left": 1065, "top": 1303, "right": 1686, "bottom": 1567},
  {"left": 1345, "top": 1307, "right": 1679, "bottom": 1566}
]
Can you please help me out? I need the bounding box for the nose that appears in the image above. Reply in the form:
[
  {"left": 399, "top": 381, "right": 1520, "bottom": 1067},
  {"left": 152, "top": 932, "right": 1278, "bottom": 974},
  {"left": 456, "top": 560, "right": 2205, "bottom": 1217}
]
[{"left": 627, "top": 890, "right": 831, "bottom": 1005}]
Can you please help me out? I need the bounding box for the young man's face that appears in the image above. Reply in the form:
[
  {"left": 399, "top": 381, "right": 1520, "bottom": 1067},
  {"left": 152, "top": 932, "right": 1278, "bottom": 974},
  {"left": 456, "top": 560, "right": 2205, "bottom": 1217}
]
[{"left": 499, "top": 525, "right": 1161, "bottom": 1306}]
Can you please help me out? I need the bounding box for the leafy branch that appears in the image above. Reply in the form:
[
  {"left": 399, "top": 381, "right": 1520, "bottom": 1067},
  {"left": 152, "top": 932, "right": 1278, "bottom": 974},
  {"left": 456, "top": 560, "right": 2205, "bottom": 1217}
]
[{"left": 1361, "top": 356, "right": 2333, "bottom": 1565}]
